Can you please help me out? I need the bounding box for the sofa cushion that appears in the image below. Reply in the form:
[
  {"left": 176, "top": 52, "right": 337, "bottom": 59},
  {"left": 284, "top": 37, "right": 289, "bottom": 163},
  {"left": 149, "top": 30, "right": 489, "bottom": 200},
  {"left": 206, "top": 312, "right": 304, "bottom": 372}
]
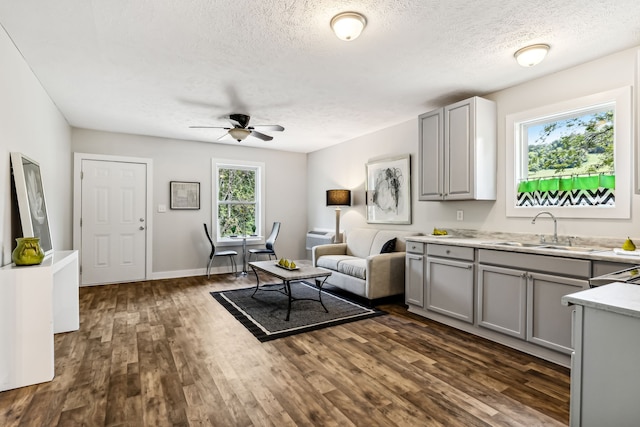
[
  {"left": 345, "top": 228, "right": 379, "bottom": 258},
  {"left": 316, "top": 255, "right": 357, "bottom": 272},
  {"left": 338, "top": 258, "right": 367, "bottom": 280},
  {"left": 380, "top": 238, "right": 396, "bottom": 254},
  {"left": 370, "top": 230, "right": 416, "bottom": 254}
]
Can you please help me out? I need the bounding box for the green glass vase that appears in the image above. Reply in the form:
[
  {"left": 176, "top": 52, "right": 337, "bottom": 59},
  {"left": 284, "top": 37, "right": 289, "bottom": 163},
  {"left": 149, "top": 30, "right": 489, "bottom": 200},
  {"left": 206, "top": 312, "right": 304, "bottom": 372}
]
[{"left": 12, "top": 237, "right": 45, "bottom": 266}]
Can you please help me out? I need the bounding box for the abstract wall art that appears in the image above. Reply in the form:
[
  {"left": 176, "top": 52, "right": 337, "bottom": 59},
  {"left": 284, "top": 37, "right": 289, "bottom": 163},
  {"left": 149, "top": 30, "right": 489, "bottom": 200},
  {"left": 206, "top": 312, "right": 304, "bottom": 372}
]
[{"left": 365, "top": 154, "right": 411, "bottom": 224}]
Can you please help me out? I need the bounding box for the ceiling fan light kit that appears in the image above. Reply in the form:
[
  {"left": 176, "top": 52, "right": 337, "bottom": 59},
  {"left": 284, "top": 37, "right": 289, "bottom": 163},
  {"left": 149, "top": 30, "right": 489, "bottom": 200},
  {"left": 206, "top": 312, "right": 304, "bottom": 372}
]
[
  {"left": 190, "top": 113, "right": 284, "bottom": 143},
  {"left": 331, "top": 12, "right": 367, "bottom": 41},
  {"left": 228, "top": 128, "right": 251, "bottom": 141},
  {"left": 514, "top": 44, "right": 550, "bottom": 67}
]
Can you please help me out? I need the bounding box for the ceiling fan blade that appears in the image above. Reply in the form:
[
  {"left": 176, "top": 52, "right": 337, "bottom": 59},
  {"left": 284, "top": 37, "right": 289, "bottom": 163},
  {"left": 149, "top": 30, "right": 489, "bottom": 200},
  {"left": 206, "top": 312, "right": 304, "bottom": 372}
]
[
  {"left": 250, "top": 130, "right": 273, "bottom": 141},
  {"left": 249, "top": 124, "right": 284, "bottom": 132},
  {"left": 217, "top": 132, "right": 234, "bottom": 141},
  {"left": 189, "top": 126, "right": 231, "bottom": 130}
]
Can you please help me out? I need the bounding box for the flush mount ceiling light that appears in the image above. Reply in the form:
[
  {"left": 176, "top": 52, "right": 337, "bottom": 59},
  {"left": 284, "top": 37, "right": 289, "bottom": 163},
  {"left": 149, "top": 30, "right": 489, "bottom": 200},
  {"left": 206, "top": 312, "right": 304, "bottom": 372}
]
[
  {"left": 514, "top": 44, "right": 550, "bottom": 67},
  {"left": 330, "top": 12, "right": 367, "bottom": 41},
  {"left": 228, "top": 128, "right": 251, "bottom": 141}
]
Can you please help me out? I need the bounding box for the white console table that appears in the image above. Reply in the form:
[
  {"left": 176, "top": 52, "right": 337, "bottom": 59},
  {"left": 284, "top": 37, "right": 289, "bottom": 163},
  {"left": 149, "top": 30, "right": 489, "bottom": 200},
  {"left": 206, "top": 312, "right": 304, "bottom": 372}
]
[{"left": 0, "top": 250, "right": 79, "bottom": 391}]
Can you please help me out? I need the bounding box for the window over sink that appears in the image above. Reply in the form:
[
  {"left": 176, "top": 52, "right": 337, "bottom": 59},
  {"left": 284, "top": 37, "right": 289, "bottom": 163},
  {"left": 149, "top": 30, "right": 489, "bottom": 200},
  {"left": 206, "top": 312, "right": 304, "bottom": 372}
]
[{"left": 506, "top": 86, "right": 632, "bottom": 219}]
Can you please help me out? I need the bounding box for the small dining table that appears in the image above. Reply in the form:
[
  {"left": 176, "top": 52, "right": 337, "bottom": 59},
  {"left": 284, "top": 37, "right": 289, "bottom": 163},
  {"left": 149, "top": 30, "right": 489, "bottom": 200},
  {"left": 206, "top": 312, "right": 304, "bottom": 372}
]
[{"left": 230, "top": 235, "right": 262, "bottom": 276}]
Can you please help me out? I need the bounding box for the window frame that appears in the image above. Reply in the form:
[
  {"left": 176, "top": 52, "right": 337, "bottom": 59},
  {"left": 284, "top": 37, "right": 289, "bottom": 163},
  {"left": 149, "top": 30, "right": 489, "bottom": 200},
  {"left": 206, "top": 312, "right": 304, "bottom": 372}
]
[
  {"left": 212, "top": 158, "right": 265, "bottom": 245},
  {"left": 505, "top": 86, "right": 632, "bottom": 219}
]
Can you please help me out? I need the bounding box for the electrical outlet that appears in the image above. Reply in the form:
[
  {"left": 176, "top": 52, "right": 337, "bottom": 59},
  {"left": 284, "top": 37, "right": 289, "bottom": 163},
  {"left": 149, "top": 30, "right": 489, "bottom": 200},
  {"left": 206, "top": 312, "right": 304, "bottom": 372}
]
[
  {"left": 158, "top": 204, "right": 167, "bottom": 213},
  {"left": 456, "top": 210, "right": 464, "bottom": 221}
]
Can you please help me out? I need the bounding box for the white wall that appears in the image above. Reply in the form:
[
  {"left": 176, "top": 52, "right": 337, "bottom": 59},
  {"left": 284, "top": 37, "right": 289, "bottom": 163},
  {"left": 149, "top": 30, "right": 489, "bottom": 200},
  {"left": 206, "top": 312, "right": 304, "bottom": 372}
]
[
  {"left": 71, "top": 129, "right": 308, "bottom": 277},
  {"left": 0, "top": 25, "right": 72, "bottom": 267},
  {"left": 308, "top": 46, "right": 640, "bottom": 241}
]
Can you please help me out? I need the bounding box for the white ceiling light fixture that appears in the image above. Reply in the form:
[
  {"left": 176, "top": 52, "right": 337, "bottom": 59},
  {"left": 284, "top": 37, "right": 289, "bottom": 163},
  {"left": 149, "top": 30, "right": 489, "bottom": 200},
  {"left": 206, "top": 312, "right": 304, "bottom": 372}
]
[
  {"left": 330, "top": 12, "right": 367, "bottom": 41},
  {"left": 514, "top": 44, "right": 550, "bottom": 67},
  {"left": 228, "top": 128, "right": 251, "bottom": 141}
]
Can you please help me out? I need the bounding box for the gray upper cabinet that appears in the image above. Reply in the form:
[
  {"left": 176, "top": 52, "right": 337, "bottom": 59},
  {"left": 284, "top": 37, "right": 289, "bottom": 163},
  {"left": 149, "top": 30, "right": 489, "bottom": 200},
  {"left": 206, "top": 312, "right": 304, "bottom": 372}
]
[{"left": 418, "top": 96, "right": 497, "bottom": 201}]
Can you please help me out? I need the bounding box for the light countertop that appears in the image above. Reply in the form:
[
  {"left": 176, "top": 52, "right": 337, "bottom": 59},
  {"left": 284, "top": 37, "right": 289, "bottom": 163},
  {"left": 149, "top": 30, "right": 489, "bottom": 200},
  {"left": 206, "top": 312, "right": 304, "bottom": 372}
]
[
  {"left": 406, "top": 235, "right": 640, "bottom": 264},
  {"left": 561, "top": 282, "right": 640, "bottom": 318}
]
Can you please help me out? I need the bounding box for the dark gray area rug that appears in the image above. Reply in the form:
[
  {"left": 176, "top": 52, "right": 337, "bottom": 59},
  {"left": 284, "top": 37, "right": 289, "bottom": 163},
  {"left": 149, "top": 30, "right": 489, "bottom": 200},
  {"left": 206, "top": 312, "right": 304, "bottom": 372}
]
[{"left": 211, "top": 281, "right": 385, "bottom": 342}]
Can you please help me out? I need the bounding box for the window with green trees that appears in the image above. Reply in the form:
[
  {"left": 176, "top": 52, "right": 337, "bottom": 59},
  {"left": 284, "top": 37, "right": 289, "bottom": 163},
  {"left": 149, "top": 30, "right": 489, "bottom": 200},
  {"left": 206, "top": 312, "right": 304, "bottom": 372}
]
[
  {"left": 517, "top": 106, "right": 615, "bottom": 207},
  {"left": 213, "top": 159, "right": 264, "bottom": 240},
  {"left": 506, "top": 86, "right": 631, "bottom": 219}
]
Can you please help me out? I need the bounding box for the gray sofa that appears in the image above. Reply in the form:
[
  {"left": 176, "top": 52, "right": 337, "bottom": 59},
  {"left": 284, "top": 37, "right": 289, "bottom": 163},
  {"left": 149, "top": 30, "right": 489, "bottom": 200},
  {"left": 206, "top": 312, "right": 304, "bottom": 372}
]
[{"left": 312, "top": 228, "right": 421, "bottom": 301}]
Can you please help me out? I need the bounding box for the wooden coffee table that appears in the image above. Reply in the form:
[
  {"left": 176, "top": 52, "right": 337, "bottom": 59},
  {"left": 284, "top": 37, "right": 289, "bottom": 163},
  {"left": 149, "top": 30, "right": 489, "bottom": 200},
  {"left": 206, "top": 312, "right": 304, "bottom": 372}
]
[{"left": 248, "top": 260, "right": 332, "bottom": 321}]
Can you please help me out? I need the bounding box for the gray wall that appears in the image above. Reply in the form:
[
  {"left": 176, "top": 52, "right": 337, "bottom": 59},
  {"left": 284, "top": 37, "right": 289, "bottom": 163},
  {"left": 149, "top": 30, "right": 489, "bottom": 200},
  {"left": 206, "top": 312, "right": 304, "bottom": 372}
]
[
  {"left": 307, "top": 46, "right": 640, "bottom": 241},
  {"left": 0, "top": 25, "right": 72, "bottom": 267},
  {"left": 71, "top": 129, "right": 308, "bottom": 278}
]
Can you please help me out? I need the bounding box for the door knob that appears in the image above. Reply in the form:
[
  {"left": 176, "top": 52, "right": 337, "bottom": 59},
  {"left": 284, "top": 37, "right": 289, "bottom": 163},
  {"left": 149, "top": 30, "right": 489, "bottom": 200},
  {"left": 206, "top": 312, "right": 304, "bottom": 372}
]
[
  {"left": 140, "top": 218, "right": 145, "bottom": 222},
  {"left": 139, "top": 226, "right": 145, "bottom": 230}
]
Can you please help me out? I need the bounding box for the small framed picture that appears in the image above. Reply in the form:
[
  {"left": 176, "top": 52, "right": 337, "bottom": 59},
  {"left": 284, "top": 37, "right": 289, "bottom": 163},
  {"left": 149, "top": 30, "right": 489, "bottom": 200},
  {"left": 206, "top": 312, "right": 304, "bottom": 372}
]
[{"left": 170, "top": 181, "right": 200, "bottom": 210}]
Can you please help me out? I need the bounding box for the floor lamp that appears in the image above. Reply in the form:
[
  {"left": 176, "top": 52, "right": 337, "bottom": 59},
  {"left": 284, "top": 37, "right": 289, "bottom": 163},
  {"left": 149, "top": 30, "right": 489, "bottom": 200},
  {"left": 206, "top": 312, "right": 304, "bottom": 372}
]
[{"left": 326, "top": 189, "right": 351, "bottom": 243}]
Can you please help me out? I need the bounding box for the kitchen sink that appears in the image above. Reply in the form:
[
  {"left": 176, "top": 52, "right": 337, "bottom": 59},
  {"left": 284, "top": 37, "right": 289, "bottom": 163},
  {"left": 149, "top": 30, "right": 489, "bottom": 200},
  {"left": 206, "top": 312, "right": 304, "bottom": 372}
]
[
  {"left": 484, "top": 241, "right": 603, "bottom": 253},
  {"left": 539, "top": 245, "right": 603, "bottom": 253},
  {"left": 486, "top": 241, "right": 543, "bottom": 248}
]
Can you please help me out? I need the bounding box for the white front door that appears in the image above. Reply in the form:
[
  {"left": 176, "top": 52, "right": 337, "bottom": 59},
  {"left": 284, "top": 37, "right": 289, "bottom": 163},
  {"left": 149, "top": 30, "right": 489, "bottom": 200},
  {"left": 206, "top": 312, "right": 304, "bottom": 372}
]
[{"left": 80, "top": 159, "right": 147, "bottom": 285}]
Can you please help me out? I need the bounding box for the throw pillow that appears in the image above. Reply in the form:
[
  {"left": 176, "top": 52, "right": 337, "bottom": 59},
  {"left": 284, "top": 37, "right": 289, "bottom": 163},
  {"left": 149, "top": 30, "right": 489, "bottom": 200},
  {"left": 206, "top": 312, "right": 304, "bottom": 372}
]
[{"left": 380, "top": 238, "right": 396, "bottom": 254}]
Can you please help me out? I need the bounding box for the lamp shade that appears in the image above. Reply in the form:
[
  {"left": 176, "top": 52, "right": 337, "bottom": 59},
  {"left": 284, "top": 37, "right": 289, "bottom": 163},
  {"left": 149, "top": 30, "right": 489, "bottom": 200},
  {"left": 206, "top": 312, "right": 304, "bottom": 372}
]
[{"left": 326, "top": 189, "right": 351, "bottom": 206}]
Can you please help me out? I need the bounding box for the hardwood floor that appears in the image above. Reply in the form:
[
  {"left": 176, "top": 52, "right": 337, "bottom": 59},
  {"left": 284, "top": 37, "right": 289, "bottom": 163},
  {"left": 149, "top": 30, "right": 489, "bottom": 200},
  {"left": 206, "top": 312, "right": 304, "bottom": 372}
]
[{"left": 0, "top": 274, "right": 570, "bottom": 426}]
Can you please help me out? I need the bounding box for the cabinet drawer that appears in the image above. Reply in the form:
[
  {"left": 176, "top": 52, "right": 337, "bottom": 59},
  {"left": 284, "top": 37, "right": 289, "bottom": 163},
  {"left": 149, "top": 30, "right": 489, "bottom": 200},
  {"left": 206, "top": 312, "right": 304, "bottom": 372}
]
[
  {"left": 592, "top": 260, "right": 637, "bottom": 277},
  {"left": 427, "top": 244, "right": 474, "bottom": 261},
  {"left": 478, "top": 249, "right": 591, "bottom": 279},
  {"left": 406, "top": 241, "right": 425, "bottom": 254}
]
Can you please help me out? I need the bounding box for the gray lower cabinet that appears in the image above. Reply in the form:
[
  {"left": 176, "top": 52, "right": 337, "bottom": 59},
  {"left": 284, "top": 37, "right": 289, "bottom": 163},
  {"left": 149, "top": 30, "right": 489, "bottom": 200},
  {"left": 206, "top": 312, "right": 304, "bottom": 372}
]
[
  {"left": 426, "top": 244, "right": 475, "bottom": 323},
  {"left": 478, "top": 262, "right": 587, "bottom": 354},
  {"left": 527, "top": 272, "right": 587, "bottom": 354},
  {"left": 405, "top": 241, "right": 425, "bottom": 307},
  {"left": 477, "top": 265, "right": 527, "bottom": 338},
  {"left": 565, "top": 291, "right": 640, "bottom": 426}
]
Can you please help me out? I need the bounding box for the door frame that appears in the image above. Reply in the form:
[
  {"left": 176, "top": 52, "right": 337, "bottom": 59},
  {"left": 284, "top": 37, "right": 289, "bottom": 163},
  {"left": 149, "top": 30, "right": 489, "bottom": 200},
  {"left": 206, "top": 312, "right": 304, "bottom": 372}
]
[{"left": 73, "top": 152, "right": 153, "bottom": 284}]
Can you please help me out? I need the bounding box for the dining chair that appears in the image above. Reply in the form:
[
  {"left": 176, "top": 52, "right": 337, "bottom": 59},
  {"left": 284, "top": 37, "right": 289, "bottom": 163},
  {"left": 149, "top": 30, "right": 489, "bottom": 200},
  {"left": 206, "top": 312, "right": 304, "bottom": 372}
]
[
  {"left": 248, "top": 221, "right": 281, "bottom": 262},
  {"left": 204, "top": 223, "right": 238, "bottom": 278}
]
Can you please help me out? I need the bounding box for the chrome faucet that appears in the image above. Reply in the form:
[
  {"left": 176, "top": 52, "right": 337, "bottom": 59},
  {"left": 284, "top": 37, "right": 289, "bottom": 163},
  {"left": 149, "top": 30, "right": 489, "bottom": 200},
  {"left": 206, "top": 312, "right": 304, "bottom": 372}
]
[{"left": 531, "top": 211, "right": 558, "bottom": 244}]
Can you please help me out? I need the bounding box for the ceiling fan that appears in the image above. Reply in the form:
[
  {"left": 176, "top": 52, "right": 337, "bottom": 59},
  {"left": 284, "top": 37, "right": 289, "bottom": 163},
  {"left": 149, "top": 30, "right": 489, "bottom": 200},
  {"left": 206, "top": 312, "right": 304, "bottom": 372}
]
[{"left": 190, "top": 113, "right": 284, "bottom": 142}]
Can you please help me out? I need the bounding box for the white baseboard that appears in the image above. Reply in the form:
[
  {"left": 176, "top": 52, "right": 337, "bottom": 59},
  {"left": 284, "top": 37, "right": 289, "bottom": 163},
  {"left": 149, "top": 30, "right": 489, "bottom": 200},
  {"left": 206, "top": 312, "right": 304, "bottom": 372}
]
[{"left": 150, "top": 265, "right": 239, "bottom": 280}]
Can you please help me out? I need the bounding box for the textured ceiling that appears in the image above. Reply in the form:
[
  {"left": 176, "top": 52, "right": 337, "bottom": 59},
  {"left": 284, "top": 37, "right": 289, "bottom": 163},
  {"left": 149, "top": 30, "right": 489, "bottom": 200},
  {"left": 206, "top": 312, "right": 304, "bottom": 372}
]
[{"left": 1, "top": 1, "right": 639, "bottom": 153}]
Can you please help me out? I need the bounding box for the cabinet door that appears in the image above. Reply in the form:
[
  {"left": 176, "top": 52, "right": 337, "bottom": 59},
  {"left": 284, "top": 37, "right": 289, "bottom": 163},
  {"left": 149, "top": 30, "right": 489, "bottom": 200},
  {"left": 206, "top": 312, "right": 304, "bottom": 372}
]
[
  {"left": 444, "top": 98, "right": 473, "bottom": 200},
  {"left": 527, "top": 272, "right": 587, "bottom": 354},
  {"left": 405, "top": 254, "right": 425, "bottom": 307},
  {"left": 477, "top": 264, "right": 527, "bottom": 339},
  {"left": 426, "top": 257, "right": 474, "bottom": 323},
  {"left": 418, "top": 109, "right": 444, "bottom": 200}
]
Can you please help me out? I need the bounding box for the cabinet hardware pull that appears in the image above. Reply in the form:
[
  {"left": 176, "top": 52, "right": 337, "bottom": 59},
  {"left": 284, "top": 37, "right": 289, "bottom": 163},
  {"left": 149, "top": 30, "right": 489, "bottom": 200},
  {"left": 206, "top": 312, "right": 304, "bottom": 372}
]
[{"left": 139, "top": 226, "right": 145, "bottom": 230}]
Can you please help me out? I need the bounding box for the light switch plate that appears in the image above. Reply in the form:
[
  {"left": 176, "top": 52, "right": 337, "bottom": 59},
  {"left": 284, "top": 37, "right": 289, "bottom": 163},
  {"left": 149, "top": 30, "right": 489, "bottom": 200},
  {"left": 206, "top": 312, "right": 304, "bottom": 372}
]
[{"left": 158, "top": 204, "right": 167, "bottom": 213}]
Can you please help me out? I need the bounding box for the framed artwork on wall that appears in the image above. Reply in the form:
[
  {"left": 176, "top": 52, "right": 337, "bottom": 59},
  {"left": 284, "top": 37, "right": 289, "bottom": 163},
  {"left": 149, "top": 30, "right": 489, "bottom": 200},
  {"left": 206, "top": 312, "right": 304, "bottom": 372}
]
[
  {"left": 170, "top": 181, "right": 200, "bottom": 210},
  {"left": 365, "top": 154, "right": 411, "bottom": 224},
  {"left": 10, "top": 152, "right": 54, "bottom": 255}
]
